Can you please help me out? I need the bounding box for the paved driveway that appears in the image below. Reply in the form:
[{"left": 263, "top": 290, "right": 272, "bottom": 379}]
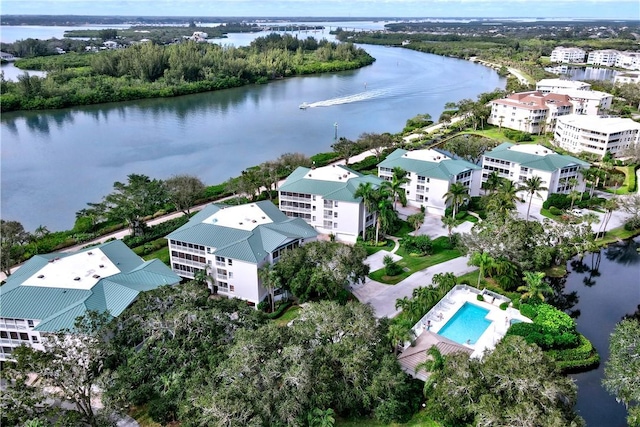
[{"left": 353, "top": 255, "right": 474, "bottom": 319}]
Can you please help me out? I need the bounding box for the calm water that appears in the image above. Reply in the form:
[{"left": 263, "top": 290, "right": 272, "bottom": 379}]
[
  {"left": 544, "top": 65, "right": 618, "bottom": 81},
  {"left": 559, "top": 237, "right": 640, "bottom": 426},
  {"left": 1, "top": 28, "right": 504, "bottom": 231}
]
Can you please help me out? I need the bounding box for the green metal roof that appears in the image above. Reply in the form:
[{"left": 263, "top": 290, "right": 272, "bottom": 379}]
[
  {"left": 378, "top": 149, "right": 480, "bottom": 181},
  {"left": 166, "top": 200, "right": 317, "bottom": 264},
  {"left": 485, "top": 143, "right": 590, "bottom": 172},
  {"left": 0, "top": 240, "right": 181, "bottom": 332},
  {"left": 279, "top": 166, "right": 384, "bottom": 203}
]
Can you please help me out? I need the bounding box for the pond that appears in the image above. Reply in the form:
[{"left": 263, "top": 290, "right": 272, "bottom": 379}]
[{"left": 551, "top": 237, "right": 640, "bottom": 426}]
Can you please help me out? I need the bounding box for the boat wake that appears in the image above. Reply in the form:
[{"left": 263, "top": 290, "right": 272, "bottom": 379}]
[{"left": 303, "top": 88, "right": 389, "bottom": 109}]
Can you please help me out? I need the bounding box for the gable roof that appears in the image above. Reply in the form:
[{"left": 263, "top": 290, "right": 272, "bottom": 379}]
[
  {"left": 0, "top": 240, "right": 180, "bottom": 332},
  {"left": 279, "top": 165, "right": 384, "bottom": 203},
  {"left": 378, "top": 148, "right": 480, "bottom": 180},
  {"left": 484, "top": 142, "right": 589, "bottom": 172},
  {"left": 167, "top": 200, "right": 317, "bottom": 264}
]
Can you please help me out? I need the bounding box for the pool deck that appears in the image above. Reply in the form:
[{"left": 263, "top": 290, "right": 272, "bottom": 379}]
[{"left": 407, "top": 285, "right": 531, "bottom": 359}]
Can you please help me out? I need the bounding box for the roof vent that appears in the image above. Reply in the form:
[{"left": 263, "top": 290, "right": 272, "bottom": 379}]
[
  {"left": 37, "top": 274, "right": 45, "bottom": 279},
  {"left": 343, "top": 174, "right": 347, "bottom": 178},
  {"left": 74, "top": 277, "right": 81, "bottom": 281},
  {"left": 262, "top": 216, "right": 266, "bottom": 219},
  {"left": 252, "top": 220, "right": 257, "bottom": 223},
  {"left": 239, "top": 222, "right": 243, "bottom": 225},
  {"left": 88, "top": 251, "right": 93, "bottom": 255},
  {"left": 99, "top": 264, "right": 104, "bottom": 268},
  {"left": 332, "top": 164, "right": 336, "bottom": 167},
  {"left": 338, "top": 176, "right": 342, "bottom": 180},
  {"left": 309, "top": 174, "right": 312, "bottom": 177},
  {"left": 48, "top": 259, "right": 55, "bottom": 263},
  {"left": 93, "top": 274, "right": 100, "bottom": 279}
]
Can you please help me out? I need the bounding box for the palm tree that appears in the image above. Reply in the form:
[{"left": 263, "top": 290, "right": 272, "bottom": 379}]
[
  {"left": 386, "top": 321, "right": 416, "bottom": 355},
  {"left": 258, "top": 263, "right": 279, "bottom": 313},
  {"left": 469, "top": 251, "right": 495, "bottom": 287},
  {"left": 32, "top": 224, "right": 50, "bottom": 254},
  {"left": 483, "top": 171, "right": 502, "bottom": 195},
  {"left": 597, "top": 198, "right": 618, "bottom": 238},
  {"left": 520, "top": 176, "right": 547, "bottom": 221},
  {"left": 354, "top": 182, "right": 376, "bottom": 240},
  {"left": 383, "top": 167, "right": 410, "bottom": 210},
  {"left": 443, "top": 182, "right": 469, "bottom": 218},
  {"left": 569, "top": 190, "right": 582, "bottom": 211},
  {"left": 518, "top": 271, "right": 553, "bottom": 302},
  {"left": 441, "top": 215, "right": 458, "bottom": 244},
  {"left": 372, "top": 187, "right": 396, "bottom": 243},
  {"left": 414, "top": 346, "right": 445, "bottom": 396},
  {"left": 498, "top": 115, "right": 505, "bottom": 131}
]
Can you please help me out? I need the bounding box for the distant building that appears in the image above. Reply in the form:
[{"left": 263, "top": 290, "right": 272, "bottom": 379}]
[
  {"left": 377, "top": 148, "right": 482, "bottom": 215},
  {"left": 481, "top": 143, "right": 589, "bottom": 201},
  {"left": 550, "top": 46, "right": 586, "bottom": 64},
  {"left": 167, "top": 201, "right": 317, "bottom": 305},
  {"left": 536, "top": 78, "right": 591, "bottom": 94},
  {"left": 488, "top": 91, "right": 574, "bottom": 134},
  {"left": 615, "top": 51, "right": 640, "bottom": 71},
  {"left": 279, "top": 164, "right": 384, "bottom": 242},
  {"left": 103, "top": 40, "right": 118, "bottom": 49},
  {"left": 190, "top": 31, "right": 208, "bottom": 42},
  {"left": 0, "top": 240, "right": 180, "bottom": 361},
  {"left": 554, "top": 114, "right": 640, "bottom": 159},
  {"left": 0, "top": 51, "right": 16, "bottom": 61},
  {"left": 614, "top": 71, "right": 640, "bottom": 85},
  {"left": 587, "top": 49, "right": 620, "bottom": 67},
  {"left": 550, "top": 88, "right": 613, "bottom": 116}
]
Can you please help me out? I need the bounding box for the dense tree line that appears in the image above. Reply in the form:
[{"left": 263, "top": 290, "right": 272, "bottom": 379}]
[{"left": 1, "top": 34, "right": 374, "bottom": 112}]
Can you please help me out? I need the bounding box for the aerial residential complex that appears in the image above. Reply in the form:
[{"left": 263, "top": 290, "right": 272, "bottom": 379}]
[
  {"left": 487, "top": 91, "right": 574, "bottom": 134},
  {"left": 614, "top": 71, "right": 640, "bottom": 85},
  {"left": 549, "top": 46, "right": 586, "bottom": 64},
  {"left": 554, "top": 114, "right": 640, "bottom": 158},
  {"left": 0, "top": 240, "right": 180, "bottom": 361},
  {"left": 167, "top": 201, "right": 317, "bottom": 306},
  {"left": 550, "top": 88, "right": 613, "bottom": 116},
  {"left": 377, "top": 148, "right": 482, "bottom": 215},
  {"left": 587, "top": 49, "right": 640, "bottom": 70},
  {"left": 481, "top": 143, "right": 589, "bottom": 201},
  {"left": 278, "top": 164, "right": 383, "bottom": 242}
]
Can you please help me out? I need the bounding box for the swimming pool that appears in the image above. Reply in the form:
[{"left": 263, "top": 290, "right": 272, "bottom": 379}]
[{"left": 438, "top": 302, "right": 491, "bottom": 345}]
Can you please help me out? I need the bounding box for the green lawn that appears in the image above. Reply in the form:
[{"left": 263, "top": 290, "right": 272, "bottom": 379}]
[
  {"left": 369, "top": 237, "right": 462, "bottom": 285},
  {"left": 363, "top": 239, "right": 395, "bottom": 256},
  {"left": 142, "top": 246, "right": 170, "bottom": 265},
  {"left": 460, "top": 127, "right": 550, "bottom": 146},
  {"left": 274, "top": 305, "right": 301, "bottom": 326}
]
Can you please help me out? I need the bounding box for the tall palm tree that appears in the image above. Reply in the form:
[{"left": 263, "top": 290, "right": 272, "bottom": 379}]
[
  {"left": 443, "top": 182, "right": 469, "bottom": 218},
  {"left": 520, "top": 176, "right": 547, "bottom": 221},
  {"left": 469, "top": 251, "right": 495, "bottom": 287},
  {"left": 386, "top": 321, "right": 415, "bottom": 355},
  {"left": 597, "top": 198, "right": 618, "bottom": 238},
  {"left": 517, "top": 271, "right": 553, "bottom": 302},
  {"left": 483, "top": 171, "right": 502, "bottom": 195},
  {"left": 354, "top": 182, "right": 375, "bottom": 240},
  {"left": 258, "top": 263, "right": 279, "bottom": 313},
  {"left": 415, "top": 346, "right": 445, "bottom": 396},
  {"left": 32, "top": 224, "right": 50, "bottom": 254},
  {"left": 441, "top": 215, "right": 458, "bottom": 244},
  {"left": 382, "top": 167, "right": 410, "bottom": 211}
]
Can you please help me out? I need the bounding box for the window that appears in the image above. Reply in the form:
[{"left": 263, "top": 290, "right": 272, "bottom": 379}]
[
  {"left": 27, "top": 320, "right": 34, "bottom": 328},
  {"left": 10, "top": 332, "right": 18, "bottom": 340},
  {"left": 229, "top": 285, "right": 235, "bottom": 292},
  {"left": 19, "top": 333, "right": 28, "bottom": 341},
  {"left": 334, "top": 223, "right": 338, "bottom": 228},
  {"left": 334, "top": 201, "right": 338, "bottom": 207},
  {"left": 228, "top": 259, "right": 233, "bottom": 266},
  {"left": 0, "top": 331, "right": 7, "bottom": 339},
  {"left": 32, "top": 336, "right": 39, "bottom": 343},
  {"left": 312, "top": 216, "right": 316, "bottom": 221},
  {"left": 229, "top": 272, "right": 233, "bottom": 279},
  {"left": 334, "top": 212, "right": 338, "bottom": 218}
]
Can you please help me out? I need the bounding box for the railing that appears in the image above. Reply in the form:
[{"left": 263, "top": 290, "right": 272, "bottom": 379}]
[
  {"left": 170, "top": 245, "right": 205, "bottom": 256},
  {"left": 281, "top": 205, "right": 311, "bottom": 214},
  {"left": 280, "top": 194, "right": 312, "bottom": 202}
]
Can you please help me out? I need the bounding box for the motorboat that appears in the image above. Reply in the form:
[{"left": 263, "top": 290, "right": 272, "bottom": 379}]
[{"left": 299, "top": 102, "right": 309, "bottom": 109}]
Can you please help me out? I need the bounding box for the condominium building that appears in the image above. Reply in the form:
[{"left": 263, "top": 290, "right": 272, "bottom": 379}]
[
  {"left": 377, "top": 148, "right": 482, "bottom": 215},
  {"left": 0, "top": 240, "right": 180, "bottom": 361},
  {"left": 488, "top": 91, "right": 574, "bottom": 134},
  {"left": 536, "top": 78, "right": 591, "bottom": 94},
  {"left": 481, "top": 143, "right": 589, "bottom": 201},
  {"left": 167, "top": 201, "right": 317, "bottom": 305},
  {"left": 551, "top": 89, "right": 613, "bottom": 116},
  {"left": 587, "top": 49, "right": 620, "bottom": 67},
  {"left": 554, "top": 114, "right": 640, "bottom": 158},
  {"left": 550, "top": 47, "right": 586, "bottom": 64},
  {"left": 614, "top": 71, "right": 640, "bottom": 85},
  {"left": 615, "top": 51, "right": 640, "bottom": 71},
  {"left": 278, "top": 164, "right": 384, "bottom": 242}
]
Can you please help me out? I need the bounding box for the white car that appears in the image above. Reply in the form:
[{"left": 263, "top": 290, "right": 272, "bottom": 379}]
[{"left": 571, "top": 209, "right": 583, "bottom": 217}]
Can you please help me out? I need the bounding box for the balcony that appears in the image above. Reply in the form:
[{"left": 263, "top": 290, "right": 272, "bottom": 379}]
[
  {"left": 281, "top": 204, "right": 311, "bottom": 214},
  {"left": 170, "top": 245, "right": 204, "bottom": 256},
  {"left": 280, "top": 194, "right": 312, "bottom": 203}
]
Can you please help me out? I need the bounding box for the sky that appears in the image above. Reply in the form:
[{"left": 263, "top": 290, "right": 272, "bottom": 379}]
[{"left": 1, "top": 0, "right": 639, "bottom": 20}]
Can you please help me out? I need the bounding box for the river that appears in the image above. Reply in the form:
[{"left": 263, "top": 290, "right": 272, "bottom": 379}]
[
  {"left": 1, "top": 25, "right": 504, "bottom": 232},
  {"left": 556, "top": 237, "right": 640, "bottom": 426}
]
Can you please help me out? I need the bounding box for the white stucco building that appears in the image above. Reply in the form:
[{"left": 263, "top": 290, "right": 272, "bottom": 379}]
[
  {"left": 614, "top": 71, "right": 640, "bottom": 85},
  {"left": 488, "top": 91, "right": 574, "bottom": 134},
  {"left": 551, "top": 89, "right": 613, "bottom": 116},
  {"left": 377, "top": 148, "right": 482, "bottom": 215},
  {"left": 554, "top": 114, "right": 640, "bottom": 159},
  {"left": 587, "top": 49, "right": 621, "bottom": 67},
  {"left": 167, "top": 201, "right": 317, "bottom": 306},
  {"left": 481, "top": 143, "right": 589, "bottom": 202},
  {"left": 550, "top": 47, "right": 586, "bottom": 64},
  {"left": 0, "top": 240, "right": 180, "bottom": 361},
  {"left": 278, "top": 164, "right": 384, "bottom": 242},
  {"left": 615, "top": 51, "right": 640, "bottom": 71},
  {"left": 536, "top": 78, "right": 591, "bottom": 94}
]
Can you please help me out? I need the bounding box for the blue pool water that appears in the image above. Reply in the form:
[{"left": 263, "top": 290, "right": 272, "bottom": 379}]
[{"left": 438, "top": 302, "right": 491, "bottom": 345}]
